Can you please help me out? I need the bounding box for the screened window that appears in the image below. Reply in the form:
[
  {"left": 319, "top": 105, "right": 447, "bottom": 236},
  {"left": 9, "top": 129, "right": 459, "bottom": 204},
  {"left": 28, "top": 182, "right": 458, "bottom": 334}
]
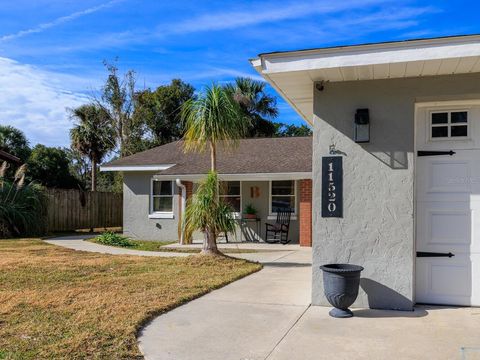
[
  {"left": 151, "top": 180, "right": 173, "bottom": 213},
  {"left": 431, "top": 111, "right": 468, "bottom": 139},
  {"left": 270, "top": 180, "right": 296, "bottom": 214},
  {"left": 219, "top": 181, "right": 241, "bottom": 213}
]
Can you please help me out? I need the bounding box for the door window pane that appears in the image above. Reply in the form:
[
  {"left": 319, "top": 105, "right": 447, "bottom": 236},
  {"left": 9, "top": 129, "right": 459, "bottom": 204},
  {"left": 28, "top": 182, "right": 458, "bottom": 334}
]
[
  {"left": 451, "top": 111, "right": 467, "bottom": 123},
  {"left": 432, "top": 126, "right": 448, "bottom": 138},
  {"left": 451, "top": 125, "right": 468, "bottom": 137},
  {"left": 432, "top": 112, "right": 448, "bottom": 124}
]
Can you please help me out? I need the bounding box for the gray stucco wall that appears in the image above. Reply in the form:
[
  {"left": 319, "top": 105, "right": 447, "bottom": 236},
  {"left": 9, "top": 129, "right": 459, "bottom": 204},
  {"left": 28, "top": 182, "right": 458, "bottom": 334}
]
[
  {"left": 123, "top": 172, "right": 180, "bottom": 241},
  {"left": 312, "top": 73, "right": 480, "bottom": 310}
]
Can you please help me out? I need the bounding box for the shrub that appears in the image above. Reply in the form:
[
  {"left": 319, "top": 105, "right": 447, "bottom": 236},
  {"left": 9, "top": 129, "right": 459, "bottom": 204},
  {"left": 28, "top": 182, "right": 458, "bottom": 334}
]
[
  {"left": 95, "top": 232, "right": 136, "bottom": 248},
  {"left": 0, "top": 162, "right": 47, "bottom": 238}
]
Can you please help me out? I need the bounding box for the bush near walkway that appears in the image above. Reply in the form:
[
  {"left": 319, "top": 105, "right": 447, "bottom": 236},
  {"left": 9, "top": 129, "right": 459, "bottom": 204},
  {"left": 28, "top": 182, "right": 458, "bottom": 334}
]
[{"left": 0, "top": 240, "right": 261, "bottom": 359}]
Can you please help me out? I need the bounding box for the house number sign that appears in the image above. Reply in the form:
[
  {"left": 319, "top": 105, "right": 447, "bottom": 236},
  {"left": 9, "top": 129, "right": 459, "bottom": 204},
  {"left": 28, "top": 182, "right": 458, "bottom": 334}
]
[{"left": 322, "top": 156, "right": 343, "bottom": 218}]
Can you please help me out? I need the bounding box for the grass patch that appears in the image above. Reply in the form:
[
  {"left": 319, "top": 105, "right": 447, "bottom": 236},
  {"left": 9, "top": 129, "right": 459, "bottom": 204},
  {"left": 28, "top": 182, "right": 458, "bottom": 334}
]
[{"left": 0, "top": 239, "right": 261, "bottom": 359}]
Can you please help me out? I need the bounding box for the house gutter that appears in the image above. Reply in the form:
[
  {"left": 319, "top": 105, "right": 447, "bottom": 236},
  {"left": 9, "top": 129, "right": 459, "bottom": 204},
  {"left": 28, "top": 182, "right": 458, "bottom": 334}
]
[{"left": 176, "top": 178, "right": 186, "bottom": 245}]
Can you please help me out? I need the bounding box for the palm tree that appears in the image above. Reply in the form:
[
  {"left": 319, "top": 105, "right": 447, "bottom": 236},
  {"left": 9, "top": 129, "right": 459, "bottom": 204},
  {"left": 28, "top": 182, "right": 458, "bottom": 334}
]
[
  {"left": 181, "top": 84, "right": 247, "bottom": 254},
  {"left": 225, "top": 77, "right": 279, "bottom": 137},
  {"left": 70, "top": 104, "right": 115, "bottom": 191}
]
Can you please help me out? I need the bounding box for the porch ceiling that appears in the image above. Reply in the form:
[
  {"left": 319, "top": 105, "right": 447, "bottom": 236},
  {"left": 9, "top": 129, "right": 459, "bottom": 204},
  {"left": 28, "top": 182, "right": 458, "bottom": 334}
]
[{"left": 250, "top": 35, "right": 480, "bottom": 125}]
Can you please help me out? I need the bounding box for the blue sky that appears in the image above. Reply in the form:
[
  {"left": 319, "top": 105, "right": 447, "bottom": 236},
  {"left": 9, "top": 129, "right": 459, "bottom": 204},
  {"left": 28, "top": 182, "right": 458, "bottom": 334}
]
[{"left": 0, "top": 0, "right": 478, "bottom": 147}]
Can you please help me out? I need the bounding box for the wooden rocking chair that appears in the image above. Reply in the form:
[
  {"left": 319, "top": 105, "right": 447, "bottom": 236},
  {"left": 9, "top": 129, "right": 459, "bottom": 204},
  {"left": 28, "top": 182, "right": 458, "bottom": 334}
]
[{"left": 265, "top": 209, "right": 292, "bottom": 244}]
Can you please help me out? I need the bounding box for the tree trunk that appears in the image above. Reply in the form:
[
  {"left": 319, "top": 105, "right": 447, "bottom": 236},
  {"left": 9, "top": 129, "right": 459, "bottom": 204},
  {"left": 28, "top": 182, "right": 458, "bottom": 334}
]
[
  {"left": 201, "top": 227, "right": 220, "bottom": 255},
  {"left": 210, "top": 141, "right": 216, "bottom": 172},
  {"left": 91, "top": 158, "right": 97, "bottom": 192}
]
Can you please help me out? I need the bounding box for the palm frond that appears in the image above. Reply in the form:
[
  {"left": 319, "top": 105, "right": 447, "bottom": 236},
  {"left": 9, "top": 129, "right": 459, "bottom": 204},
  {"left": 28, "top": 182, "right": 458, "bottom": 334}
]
[{"left": 181, "top": 84, "right": 248, "bottom": 153}]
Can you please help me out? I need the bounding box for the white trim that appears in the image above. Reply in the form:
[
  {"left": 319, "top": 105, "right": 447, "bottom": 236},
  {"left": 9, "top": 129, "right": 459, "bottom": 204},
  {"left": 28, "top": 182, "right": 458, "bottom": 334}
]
[
  {"left": 150, "top": 179, "right": 174, "bottom": 218},
  {"left": 100, "top": 164, "right": 176, "bottom": 172},
  {"left": 148, "top": 213, "right": 174, "bottom": 219},
  {"left": 268, "top": 180, "right": 297, "bottom": 217},
  {"left": 254, "top": 36, "right": 480, "bottom": 74},
  {"left": 153, "top": 172, "right": 312, "bottom": 181}
]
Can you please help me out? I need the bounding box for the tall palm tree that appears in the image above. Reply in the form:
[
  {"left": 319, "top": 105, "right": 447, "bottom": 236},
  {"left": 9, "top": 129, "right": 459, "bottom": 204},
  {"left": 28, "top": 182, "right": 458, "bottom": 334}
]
[
  {"left": 181, "top": 84, "right": 247, "bottom": 254},
  {"left": 70, "top": 104, "right": 115, "bottom": 192},
  {"left": 225, "top": 77, "right": 279, "bottom": 137},
  {"left": 182, "top": 84, "right": 248, "bottom": 172}
]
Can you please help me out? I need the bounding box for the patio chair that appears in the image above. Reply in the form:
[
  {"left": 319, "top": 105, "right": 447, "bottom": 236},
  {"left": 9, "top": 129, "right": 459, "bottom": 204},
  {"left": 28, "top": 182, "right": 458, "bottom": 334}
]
[{"left": 265, "top": 209, "right": 292, "bottom": 244}]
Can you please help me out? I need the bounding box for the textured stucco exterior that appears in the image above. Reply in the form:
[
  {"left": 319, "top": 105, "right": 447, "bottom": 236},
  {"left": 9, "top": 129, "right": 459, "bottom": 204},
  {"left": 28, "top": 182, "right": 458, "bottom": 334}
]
[
  {"left": 123, "top": 172, "right": 180, "bottom": 241},
  {"left": 312, "top": 73, "right": 480, "bottom": 310},
  {"left": 123, "top": 174, "right": 301, "bottom": 243}
]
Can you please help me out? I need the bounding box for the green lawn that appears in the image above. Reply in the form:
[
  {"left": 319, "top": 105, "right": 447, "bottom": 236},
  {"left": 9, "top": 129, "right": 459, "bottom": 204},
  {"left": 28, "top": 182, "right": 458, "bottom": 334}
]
[{"left": 0, "top": 239, "right": 261, "bottom": 359}]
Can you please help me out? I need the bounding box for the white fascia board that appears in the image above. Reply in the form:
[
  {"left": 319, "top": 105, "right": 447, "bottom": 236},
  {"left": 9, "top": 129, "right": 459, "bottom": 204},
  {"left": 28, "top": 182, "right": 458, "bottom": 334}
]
[
  {"left": 251, "top": 59, "right": 312, "bottom": 124},
  {"left": 259, "top": 37, "right": 480, "bottom": 74},
  {"left": 153, "top": 172, "right": 312, "bottom": 181},
  {"left": 100, "top": 164, "right": 176, "bottom": 172}
]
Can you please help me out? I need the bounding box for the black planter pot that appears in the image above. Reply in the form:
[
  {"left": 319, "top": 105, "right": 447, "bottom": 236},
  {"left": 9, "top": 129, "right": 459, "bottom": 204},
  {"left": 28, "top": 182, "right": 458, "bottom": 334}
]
[{"left": 320, "top": 264, "right": 364, "bottom": 318}]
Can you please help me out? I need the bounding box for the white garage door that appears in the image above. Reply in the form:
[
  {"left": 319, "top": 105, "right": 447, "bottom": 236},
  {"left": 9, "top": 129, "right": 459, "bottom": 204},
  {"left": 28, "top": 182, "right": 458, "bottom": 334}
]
[{"left": 416, "top": 103, "right": 480, "bottom": 306}]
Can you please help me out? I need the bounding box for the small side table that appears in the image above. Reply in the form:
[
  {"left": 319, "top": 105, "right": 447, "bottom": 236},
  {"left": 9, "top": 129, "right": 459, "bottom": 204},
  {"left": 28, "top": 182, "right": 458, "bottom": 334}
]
[{"left": 239, "top": 217, "right": 261, "bottom": 242}]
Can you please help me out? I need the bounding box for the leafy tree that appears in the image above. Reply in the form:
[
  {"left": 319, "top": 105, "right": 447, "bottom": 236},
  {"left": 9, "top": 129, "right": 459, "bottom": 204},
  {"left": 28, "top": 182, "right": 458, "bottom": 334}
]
[
  {"left": 275, "top": 123, "right": 313, "bottom": 137},
  {"left": 0, "top": 125, "right": 31, "bottom": 162},
  {"left": 181, "top": 84, "right": 247, "bottom": 254},
  {"left": 100, "top": 60, "right": 144, "bottom": 157},
  {"left": 225, "top": 77, "right": 278, "bottom": 138},
  {"left": 135, "top": 79, "right": 195, "bottom": 146},
  {"left": 70, "top": 104, "right": 115, "bottom": 191},
  {"left": 27, "top": 145, "right": 79, "bottom": 189}
]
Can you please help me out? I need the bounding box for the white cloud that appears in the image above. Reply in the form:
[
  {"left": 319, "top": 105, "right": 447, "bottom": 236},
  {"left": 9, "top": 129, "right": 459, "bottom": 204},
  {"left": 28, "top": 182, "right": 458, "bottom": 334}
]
[
  {"left": 0, "top": 57, "right": 93, "bottom": 147},
  {"left": 0, "top": 0, "right": 125, "bottom": 42},
  {"left": 167, "top": 0, "right": 394, "bottom": 34}
]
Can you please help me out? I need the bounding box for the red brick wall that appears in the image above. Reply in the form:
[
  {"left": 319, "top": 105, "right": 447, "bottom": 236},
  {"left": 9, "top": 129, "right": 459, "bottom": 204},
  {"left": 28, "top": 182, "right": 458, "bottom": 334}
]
[
  {"left": 184, "top": 181, "right": 193, "bottom": 200},
  {"left": 299, "top": 179, "right": 312, "bottom": 247}
]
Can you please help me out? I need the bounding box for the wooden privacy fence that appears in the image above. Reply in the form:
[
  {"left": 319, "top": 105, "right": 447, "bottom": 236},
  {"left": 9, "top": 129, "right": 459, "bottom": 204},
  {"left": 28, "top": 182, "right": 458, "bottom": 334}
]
[{"left": 46, "top": 189, "right": 123, "bottom": 232}]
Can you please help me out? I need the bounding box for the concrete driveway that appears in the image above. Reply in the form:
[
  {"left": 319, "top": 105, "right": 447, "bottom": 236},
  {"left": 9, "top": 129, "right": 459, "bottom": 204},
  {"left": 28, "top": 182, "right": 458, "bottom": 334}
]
[
  {"left": 139, "top": 245, "right": 480, "bottom": 360},
  {"left": 138, "top": 248, "right": 312, "bottom": 360}
]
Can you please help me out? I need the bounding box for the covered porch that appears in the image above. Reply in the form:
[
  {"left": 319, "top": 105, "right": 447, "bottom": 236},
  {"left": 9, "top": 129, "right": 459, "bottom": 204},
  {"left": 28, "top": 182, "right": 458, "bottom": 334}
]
[{"left": 166, "top": 174, "right": 312, "bottom": 247}]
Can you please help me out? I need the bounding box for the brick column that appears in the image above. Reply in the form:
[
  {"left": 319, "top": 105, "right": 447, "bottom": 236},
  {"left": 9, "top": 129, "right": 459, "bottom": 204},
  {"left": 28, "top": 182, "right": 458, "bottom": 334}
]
[
  {"left": 299, "top": 179, "right": 312, "bottom": 247},
  {"left": 184, "top": 181, "right": 193, "bottom": 200}
]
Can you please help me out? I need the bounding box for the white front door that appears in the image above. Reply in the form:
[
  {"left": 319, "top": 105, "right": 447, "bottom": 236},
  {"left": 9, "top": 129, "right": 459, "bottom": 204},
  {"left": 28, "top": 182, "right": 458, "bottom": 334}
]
[{"left": 415, "top": 103, "right": 480, "bottom": 306}]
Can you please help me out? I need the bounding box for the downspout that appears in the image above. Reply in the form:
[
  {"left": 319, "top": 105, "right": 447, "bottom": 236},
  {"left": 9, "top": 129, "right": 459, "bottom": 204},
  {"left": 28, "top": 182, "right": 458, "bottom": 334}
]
[{"left": 176, "top": 178, "right": 186, "bottom": 245}]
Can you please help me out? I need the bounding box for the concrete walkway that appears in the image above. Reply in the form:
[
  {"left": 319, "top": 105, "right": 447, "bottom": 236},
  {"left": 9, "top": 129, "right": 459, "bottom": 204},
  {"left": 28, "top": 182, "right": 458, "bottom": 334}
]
[
  {"left": 138, "top": 248, "right": 312, "bottom": 360},
  {"left": 44, "top": 235, "right": 191, "bottom": 257}
]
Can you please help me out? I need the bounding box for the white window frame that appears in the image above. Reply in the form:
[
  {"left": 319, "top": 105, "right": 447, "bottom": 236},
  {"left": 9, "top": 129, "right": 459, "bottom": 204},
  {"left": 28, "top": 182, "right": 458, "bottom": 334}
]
[
  {"left": 268, "top": 180, "right": 297, "bottom": 220},
  {"left": 219, "top": 180, "right": 242, "bottom": 219},
  {"left": 149, "top": 179, "right": 174, "bottom": 219},
  {"left": 429, "top": 109, "right": 469, "bottom": 141}
]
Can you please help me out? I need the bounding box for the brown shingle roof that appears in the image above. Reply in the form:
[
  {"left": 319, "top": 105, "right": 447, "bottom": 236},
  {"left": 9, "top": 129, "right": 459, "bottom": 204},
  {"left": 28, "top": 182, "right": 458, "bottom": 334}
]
[
  {"left": 103, "top": 137, "right": 312, "bottom": 175},
  {"left": 0, "top": 149, "right": 21, "bottom": 164}
]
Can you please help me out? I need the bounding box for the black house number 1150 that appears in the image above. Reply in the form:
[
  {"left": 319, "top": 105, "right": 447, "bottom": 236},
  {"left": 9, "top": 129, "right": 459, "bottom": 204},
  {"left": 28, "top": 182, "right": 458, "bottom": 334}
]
[{"left": 322, "top": 156, "right": 343, "bottom": 218}]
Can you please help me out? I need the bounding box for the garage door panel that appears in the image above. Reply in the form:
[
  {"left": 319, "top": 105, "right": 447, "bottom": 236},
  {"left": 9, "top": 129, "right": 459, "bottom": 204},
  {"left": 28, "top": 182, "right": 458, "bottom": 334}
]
[
  {"left": 428, "top": 160, "right": 471, "bottom": 193},
  {"left": 417, "top": 202, "right": 471, "bottom": 252},
  {"left": 416, "top": 256, "right": 472, "bottom": 306}
]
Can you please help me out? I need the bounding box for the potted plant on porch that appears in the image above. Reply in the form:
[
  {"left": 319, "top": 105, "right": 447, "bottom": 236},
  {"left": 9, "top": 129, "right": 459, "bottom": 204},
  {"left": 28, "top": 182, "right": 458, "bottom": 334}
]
[{"left": 243, "top": 204, "right": 258, "bottom": 219}]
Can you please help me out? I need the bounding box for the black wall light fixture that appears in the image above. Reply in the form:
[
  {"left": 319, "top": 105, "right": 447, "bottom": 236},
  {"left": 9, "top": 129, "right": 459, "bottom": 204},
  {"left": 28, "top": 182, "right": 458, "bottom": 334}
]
[{"left": 354, "top": 108, "right": 370, "bottom": 143}]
